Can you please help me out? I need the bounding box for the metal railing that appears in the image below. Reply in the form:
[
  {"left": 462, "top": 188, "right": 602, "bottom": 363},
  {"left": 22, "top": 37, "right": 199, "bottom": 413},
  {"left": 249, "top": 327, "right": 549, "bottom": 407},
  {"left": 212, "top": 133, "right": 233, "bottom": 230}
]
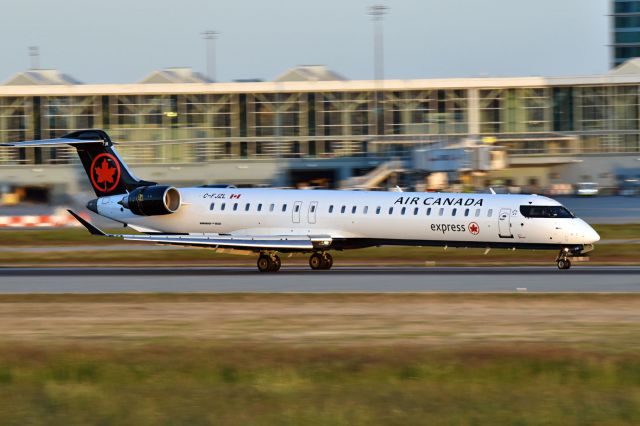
[{"left": 1, "top": 135, "right": 640, "bottom": 167}]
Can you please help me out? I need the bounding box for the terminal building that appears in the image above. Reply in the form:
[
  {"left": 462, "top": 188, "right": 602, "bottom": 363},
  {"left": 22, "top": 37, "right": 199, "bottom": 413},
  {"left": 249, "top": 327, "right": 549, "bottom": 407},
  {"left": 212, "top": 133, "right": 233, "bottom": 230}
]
[
  {"left": 612, "top": 0, "right": 640, "bottom": 66},
  {"left": 1, "top": 64, "right": 640, "bottom": 201}
]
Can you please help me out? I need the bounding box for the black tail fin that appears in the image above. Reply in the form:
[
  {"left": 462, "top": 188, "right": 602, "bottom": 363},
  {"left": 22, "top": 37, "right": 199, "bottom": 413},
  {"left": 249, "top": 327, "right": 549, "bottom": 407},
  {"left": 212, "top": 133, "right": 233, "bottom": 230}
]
[{"left": 63, "top": 130, "right": 155, "bottom": 197}]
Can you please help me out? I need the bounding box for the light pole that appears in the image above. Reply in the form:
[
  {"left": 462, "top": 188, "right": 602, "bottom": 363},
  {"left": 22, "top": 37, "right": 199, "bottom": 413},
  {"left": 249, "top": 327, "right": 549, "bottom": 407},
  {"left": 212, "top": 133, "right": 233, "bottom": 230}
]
[
  {"left": 368, "top": 5, "right": 388, "bottom": 136},
  {"left": 28, "top": 46, "right": 40, "bottom": 69},
  {"left": 201, "top": 30, "right": 220, "bottom": 82}
]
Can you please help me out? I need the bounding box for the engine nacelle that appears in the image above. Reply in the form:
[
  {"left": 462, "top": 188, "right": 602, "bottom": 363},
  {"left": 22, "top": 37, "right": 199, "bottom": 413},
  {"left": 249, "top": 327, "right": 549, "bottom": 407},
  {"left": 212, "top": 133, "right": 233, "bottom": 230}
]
[{"left": 120, "top": 186, "right": 181, "bottom": 216}]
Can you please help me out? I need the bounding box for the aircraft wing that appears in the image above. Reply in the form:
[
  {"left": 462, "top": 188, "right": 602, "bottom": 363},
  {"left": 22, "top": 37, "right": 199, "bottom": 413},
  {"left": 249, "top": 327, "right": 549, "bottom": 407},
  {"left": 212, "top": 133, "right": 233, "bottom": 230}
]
[
  {"left": 122, "top": 234, "right": 315, "bottom": 250},
  {"left": 68, "top": 210, "right": 323, "bottom": 251}
]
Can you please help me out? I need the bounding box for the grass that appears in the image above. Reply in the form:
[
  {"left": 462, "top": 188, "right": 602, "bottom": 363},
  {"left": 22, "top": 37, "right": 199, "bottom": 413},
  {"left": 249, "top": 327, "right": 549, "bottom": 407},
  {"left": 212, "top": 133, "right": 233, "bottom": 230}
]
[
  {"left": 0, "top": 293, "right": 639, "bottom": 425},
  {"left": 2, "top": 344, "right": 640, "bottom": 426},
  {"left": 0, "top": 227, "right": 135, "bottom": 246},
  {"left": 592, "top": 223, "right": 640, "bottom": 240}
]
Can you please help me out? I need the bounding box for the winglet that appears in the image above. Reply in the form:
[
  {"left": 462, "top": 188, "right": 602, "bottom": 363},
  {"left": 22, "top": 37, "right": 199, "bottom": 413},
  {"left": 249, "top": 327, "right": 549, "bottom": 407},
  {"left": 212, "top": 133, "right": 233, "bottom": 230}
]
[{"left": 67, "top": 210, "right": 107, "bottom": 236}]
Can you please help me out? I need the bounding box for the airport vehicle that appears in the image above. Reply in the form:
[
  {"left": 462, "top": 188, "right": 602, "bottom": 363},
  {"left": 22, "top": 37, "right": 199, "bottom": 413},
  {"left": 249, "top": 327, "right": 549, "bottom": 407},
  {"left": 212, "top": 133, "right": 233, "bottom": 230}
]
[
  {"left": 575, "top": 182, "right": 599, "bottom": 196},
  {"left": 1, "top": 130, "right": 600, "bottom": 271},
  {"left": 619, "top": 179, "right": 640, "bottom": 196}
]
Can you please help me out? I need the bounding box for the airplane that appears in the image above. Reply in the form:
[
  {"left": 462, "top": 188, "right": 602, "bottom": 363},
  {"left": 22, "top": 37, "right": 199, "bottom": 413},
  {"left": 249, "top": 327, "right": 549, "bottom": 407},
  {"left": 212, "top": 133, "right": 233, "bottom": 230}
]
[{"left": 1, "top": 129, "right": 600, "bottom": 272}]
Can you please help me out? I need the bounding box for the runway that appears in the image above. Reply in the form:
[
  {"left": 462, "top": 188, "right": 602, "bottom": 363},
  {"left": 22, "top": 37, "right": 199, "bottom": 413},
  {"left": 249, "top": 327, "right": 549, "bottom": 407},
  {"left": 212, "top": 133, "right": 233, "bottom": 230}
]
[{"left": 1, "top": 266, "right": 640, "bottom": 293}]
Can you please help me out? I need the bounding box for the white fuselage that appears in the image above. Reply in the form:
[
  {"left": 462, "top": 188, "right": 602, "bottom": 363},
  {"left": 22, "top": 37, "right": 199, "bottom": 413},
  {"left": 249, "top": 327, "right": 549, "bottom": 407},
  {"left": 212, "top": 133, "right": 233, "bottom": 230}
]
[{"left": 94, "top": 188, "right": 600, "bottom": 250}]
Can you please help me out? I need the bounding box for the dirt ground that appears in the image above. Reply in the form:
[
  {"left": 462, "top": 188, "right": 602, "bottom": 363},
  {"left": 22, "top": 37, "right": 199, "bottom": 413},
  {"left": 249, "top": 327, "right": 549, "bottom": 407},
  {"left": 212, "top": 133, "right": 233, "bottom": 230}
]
[{"left": 1, "top": 294, "right": 639, "bottom": 351}]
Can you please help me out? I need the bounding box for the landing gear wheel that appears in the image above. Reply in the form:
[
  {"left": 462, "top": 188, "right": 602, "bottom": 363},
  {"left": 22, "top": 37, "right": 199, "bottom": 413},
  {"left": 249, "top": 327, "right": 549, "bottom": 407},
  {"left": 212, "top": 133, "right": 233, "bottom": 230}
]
[
  {"left": 257, "top": 255, "right": 270, "bottom": 272},
  {"left": 257, "top": 255, "right": 271, "bottom": 273},
  {"left": 309, "top": 252, "right": 324, "bottom": 270},
  {"left": 557, "top": 258, "right": 571, "bottom": 270},
  {"left": 257, "top": 254, "right": 281, "bottom": 273},
  {"left": 321, "top": 252, "right": 333, "bottom": 270},
  {"left": 271, "top": 255, "right": 281, "bottom": 272}
]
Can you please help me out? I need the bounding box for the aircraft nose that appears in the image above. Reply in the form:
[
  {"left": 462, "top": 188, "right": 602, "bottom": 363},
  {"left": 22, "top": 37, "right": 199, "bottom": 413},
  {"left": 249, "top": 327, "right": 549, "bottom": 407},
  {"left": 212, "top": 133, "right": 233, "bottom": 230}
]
[{"left": 582, "top": 222, "right": 600, "bottom": 243}]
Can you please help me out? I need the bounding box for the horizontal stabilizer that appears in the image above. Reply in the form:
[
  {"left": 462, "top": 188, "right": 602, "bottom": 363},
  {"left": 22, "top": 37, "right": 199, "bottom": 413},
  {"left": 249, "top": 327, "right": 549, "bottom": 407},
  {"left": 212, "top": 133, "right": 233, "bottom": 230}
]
[
  {"left": 0, "top": 138, "right": 103, "bottom": 148},
  {"left": 67, "top": 210, "right": 107, "bottom": 236}
]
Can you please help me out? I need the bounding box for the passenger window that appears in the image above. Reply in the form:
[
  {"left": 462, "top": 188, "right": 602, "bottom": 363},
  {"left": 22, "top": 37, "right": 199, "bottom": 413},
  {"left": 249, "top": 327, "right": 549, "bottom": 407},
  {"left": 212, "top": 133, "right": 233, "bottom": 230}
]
[
  {"left": 400, "top": 207, "right": 406, "bottom": 215},
  {"left": 439, "top": 208, "right": 444, "bottom": 216},
  {"left": 282, "top": 204, "right": 287, "bottom": 212},
  {"left": 329, "top": 205, "right": 334, "bottom": 213},
  {"left": 221, "top": 203, "right": 226, "bottom": 211},
  {"left": 363, "top": 206, "right": 369, "bottom": 214},
  {"left": 351, "top": 206, "right": 357, "bottom": 214},
  {"left": 452, "top": 208, "right": 457, "bottom": 216},
  {"left": 388, "top": 207, "right": 394, "bottom": 214},
  {"left": 245, "top": 203, "right": 250, "bottom": 212},
  {"left": 376, "top": 207, "right": 381, "bottom": 215},
  {"left": 487, "top": 209, "right": 493, "bottom": 217},
  {"left": 269, "top": 204, "right": 275, "bottom": 212},
  {"left": 295, "top": 204, "right": 300, "bottom": 213},
  {"left": 233, "top": 203, "right": 238, "bottom": 211},
  {"left": 427, "top": 208, "right": 431, "bottom": 216},
  {"left": 475, "top": 208, "right": 480, "bottom": 217},
  {"left": 341, "top": 206, "right": 346, "bottom": 214},
  {"left": 209, "top": 202, "right": 215, "bottom": 211},
  {"left": 464, "top": 208, "right": 469, "bottom": 217},
  {"left": 414, "top": 207, "right": 419, "bottom": 215},
  {"left": 257, "top": 203, "right": 262, "bottom": 212}
]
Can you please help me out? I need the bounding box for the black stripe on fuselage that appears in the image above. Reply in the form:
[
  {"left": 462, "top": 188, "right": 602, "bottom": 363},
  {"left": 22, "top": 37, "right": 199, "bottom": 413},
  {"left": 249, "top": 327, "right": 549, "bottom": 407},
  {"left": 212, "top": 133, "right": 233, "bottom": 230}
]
[{"left": 330, "top": 238, "right": 580, "bottom": 252}]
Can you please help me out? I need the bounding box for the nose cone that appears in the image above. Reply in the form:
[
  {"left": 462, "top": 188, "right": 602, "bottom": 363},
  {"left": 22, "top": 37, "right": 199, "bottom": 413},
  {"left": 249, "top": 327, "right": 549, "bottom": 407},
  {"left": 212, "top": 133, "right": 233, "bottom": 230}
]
[
  {"left": 578, "top": 219, "right": 600, "bottom": 243},
  {"left": 586, "top": 226, "right": 601, "bottom": 243}
]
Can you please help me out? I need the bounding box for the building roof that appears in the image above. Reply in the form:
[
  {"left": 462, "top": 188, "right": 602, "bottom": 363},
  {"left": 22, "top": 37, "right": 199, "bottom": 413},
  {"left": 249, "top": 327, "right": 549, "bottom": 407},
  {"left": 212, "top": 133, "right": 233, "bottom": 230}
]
[
  {"left": 139, "top": 67, "right": 212, "bottom": 84},
  {"left": 609, "top": 58, "right": 640, "bottom": 75},
  {"left": 274, "top": 65, "right": 346, "bottom": 82},
  {"left": 1, "top": 70, "right": 640, "bottom": 97},
  {"left": 3, "top": 69, "right": 82, "bottom": 86}
]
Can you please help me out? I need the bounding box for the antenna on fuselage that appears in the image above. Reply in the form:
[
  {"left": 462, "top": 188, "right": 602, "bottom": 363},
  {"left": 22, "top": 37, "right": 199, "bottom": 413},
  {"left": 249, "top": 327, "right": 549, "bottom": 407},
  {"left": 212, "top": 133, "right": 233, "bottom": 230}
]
[{"left": 489, "top": 187, "right": 496, "bottom": 195}]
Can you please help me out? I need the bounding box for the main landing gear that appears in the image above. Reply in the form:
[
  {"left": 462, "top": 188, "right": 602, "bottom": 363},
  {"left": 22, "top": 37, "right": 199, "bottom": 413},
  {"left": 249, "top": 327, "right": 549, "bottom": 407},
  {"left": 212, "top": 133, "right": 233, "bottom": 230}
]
[
  {"left": 309, "top": 252, "right": 333, "bottom": 270},
  {"left": 257, "top": 252, "right": 281, "bottom": 273},
  {"left": 556, "top": 248, "right": 572, "bottom": 270},
  {"left": 256, "top": 251, "right": 334, "bottom": 272}
]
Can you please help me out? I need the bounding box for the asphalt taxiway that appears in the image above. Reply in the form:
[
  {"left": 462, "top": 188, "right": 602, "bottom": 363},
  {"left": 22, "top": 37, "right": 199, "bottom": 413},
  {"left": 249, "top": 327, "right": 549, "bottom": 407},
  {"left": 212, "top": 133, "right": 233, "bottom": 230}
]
[{"left": 0, "top": 266, "right": 639, "bottom": 293}]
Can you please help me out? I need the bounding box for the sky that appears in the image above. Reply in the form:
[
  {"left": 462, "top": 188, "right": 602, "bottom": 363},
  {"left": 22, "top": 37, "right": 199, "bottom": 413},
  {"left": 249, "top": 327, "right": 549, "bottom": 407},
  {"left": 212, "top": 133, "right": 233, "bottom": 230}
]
[{"left": 0, "top": 0, "right": 609, "bottom": 84}]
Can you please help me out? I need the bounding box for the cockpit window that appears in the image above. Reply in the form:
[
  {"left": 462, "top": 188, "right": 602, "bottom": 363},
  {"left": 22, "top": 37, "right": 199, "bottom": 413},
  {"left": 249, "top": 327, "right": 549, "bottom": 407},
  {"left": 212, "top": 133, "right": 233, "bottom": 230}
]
[{"left": 520, "top": 205, "right": 574, "bottom": 218}]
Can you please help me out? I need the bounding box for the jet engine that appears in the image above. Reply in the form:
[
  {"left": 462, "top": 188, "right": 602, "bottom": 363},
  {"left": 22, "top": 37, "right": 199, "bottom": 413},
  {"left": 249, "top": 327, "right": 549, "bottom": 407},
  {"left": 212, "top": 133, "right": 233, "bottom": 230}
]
[{"left": 120, "top": 185, "right": 181, "bottom": 216}]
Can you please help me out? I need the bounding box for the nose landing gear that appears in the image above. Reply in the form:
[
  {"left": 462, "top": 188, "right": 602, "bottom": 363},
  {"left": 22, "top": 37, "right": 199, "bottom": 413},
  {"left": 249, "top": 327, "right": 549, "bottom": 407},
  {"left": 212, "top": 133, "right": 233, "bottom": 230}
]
[
  {"left": 257, "top": 252, "right": 281, "bottom": 273},
  {"left": 309, "top": 252, "right": 333, "bottom": 270},
  {"left": 557, "top": 258, "right": 571, "bottom": 270},
  {"left": 556, "top": 248, "right": 572, "bottom": 270}
]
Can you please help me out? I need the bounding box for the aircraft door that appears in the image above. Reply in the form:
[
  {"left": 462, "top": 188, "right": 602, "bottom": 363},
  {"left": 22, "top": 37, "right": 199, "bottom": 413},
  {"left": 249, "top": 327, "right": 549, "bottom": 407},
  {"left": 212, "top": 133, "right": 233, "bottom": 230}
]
[
  {"left": 293, "top": 201, "right": 302, "bottom": 223},
  {"left": 308, "top": 201, "right": 318, "bottom": 224},
  {"left": 498, "top": 208, "right": 513, "bottom": 238}
]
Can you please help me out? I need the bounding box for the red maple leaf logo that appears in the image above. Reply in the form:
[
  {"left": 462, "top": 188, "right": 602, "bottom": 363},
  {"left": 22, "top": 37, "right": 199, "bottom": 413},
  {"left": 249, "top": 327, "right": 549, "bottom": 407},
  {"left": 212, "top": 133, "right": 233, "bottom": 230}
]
[
  {"left": 469, "top": 222, "right": 480, "bottom": 235},
  {"left": 89, "top": 153, "right": 121, "bottom": 193},
  {"left": 94, "top": 159, "right": 117, "bottom": 192}
]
